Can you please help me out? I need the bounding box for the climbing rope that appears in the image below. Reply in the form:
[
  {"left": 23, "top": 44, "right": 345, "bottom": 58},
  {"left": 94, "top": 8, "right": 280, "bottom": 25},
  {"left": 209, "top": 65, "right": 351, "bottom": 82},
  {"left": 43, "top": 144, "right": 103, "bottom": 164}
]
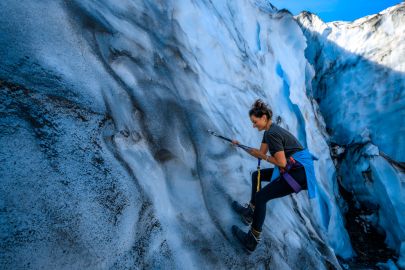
[{"left": 256, "top": 158, "right": 261, "bottom": 192}]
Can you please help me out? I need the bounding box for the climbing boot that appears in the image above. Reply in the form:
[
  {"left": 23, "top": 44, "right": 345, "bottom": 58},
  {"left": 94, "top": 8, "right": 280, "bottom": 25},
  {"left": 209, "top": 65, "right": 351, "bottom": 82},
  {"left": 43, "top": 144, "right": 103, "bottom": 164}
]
[
  {"left": 232, "top": 225, "right": 261, "bottom": 253},
  {"left": 232, "top": 201, "right": 254, "bottom": 225}
]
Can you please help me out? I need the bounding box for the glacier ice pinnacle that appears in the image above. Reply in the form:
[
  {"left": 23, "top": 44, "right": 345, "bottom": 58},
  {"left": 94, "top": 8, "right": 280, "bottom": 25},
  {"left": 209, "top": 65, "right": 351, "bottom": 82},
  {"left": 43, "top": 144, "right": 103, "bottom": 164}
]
[{"left": 297, "top": 2, "right": 405, "bottom": 267}]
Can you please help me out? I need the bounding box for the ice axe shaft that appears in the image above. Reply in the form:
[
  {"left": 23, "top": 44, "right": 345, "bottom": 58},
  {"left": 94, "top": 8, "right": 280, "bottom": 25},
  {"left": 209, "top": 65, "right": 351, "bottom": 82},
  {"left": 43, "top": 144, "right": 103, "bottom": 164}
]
[{"left": 207, "top": 130, "right": 252, "bottom": 152}]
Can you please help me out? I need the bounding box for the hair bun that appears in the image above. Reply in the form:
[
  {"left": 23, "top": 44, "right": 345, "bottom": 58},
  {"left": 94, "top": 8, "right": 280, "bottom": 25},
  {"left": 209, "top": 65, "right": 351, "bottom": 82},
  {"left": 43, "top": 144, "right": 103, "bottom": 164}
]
[
  {"left": 249, "top": 99, "right": 273, "bottom": 120},
  {"left": 252, "top": 99, "right": 266, "bottom": 110}
]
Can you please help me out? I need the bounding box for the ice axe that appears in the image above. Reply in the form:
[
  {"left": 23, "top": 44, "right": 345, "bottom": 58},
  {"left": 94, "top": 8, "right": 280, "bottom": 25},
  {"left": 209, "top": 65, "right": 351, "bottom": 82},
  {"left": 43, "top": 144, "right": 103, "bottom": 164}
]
[
  {"left": 207, "top": 130, "right": 253, "bottom": 153},
  {"left": 207, "top": 130, "right": 262, "bottom": 191}
]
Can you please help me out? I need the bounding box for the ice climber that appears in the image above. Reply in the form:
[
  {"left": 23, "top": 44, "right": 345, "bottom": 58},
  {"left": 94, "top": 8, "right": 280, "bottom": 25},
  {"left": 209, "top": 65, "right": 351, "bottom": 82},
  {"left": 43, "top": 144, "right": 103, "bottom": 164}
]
[{"left": 231, "top": 99, "right": 317, "bottom": 252}]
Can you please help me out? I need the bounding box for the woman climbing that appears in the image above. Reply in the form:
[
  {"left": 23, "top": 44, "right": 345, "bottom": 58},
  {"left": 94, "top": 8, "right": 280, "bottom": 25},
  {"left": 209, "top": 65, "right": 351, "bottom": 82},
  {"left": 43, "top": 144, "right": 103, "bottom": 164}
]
[{"left": 231, "top": 99, "right": 317, "bottom": 252}]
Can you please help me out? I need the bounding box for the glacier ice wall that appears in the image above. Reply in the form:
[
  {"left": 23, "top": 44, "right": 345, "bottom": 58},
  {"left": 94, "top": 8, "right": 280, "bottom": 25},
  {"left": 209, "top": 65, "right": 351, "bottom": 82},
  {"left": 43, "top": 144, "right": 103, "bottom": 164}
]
[
  {"left": 0, "top": 0, "right": 355, "bottom": 269},
  {"left": 297, "top": 3, "right": 405, "bottom": 255}
]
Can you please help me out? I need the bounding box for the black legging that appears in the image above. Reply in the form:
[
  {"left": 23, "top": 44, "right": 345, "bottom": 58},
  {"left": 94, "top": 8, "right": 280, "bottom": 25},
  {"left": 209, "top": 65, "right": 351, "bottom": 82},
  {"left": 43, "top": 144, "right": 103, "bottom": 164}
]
[{"left": 249, "top": 167, "right": 308, "bottom": 231}]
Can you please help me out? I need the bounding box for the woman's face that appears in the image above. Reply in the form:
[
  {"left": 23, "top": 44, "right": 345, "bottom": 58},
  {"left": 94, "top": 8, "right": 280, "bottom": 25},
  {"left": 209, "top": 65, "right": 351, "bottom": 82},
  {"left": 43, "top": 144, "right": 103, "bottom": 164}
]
[{"left": 250, "top": 115, "right": 268, "bottom": 131}]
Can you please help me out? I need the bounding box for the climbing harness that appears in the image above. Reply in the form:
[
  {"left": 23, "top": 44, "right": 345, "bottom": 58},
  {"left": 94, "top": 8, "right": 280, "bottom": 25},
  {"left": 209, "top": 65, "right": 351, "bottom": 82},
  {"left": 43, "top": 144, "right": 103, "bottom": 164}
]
[{"left": 280, "top": 157, "right": 303, "bottom": 193}]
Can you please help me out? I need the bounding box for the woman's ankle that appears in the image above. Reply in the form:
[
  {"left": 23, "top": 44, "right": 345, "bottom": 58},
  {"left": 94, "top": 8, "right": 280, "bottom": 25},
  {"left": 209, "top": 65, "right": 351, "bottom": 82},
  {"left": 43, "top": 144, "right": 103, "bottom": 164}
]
[{"left": 250, "top": 226, "right": 261, "bottom": 239}]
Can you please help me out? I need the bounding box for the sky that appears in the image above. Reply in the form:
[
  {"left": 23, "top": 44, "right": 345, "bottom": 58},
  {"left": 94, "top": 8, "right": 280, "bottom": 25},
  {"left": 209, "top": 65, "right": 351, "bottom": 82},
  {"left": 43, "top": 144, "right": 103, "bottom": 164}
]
[{"left": 269, "top": 0, "right": 402, "bottom": 22}]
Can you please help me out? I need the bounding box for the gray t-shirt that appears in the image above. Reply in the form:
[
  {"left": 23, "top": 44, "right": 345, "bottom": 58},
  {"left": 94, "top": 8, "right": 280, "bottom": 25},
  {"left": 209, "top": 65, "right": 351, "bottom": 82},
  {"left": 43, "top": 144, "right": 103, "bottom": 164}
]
[{"left": 262, "top": 124, "right": 304, "bottom": 158}]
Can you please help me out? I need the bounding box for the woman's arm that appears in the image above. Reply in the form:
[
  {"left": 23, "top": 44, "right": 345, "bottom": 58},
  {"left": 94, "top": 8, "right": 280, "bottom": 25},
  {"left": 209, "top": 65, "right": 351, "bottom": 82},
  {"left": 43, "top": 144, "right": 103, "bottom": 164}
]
[
  {"left": 259, "top": 143, "right": 268, "bottom": 155},
  {"left": 249, "top": 149, "right": 287, "bottom": 168},
  {"left": 235, "top": 141, "right": 286, "bottom": 168},
  {"left": 266, "top": 151, "right": 287, "bottom": 168}
]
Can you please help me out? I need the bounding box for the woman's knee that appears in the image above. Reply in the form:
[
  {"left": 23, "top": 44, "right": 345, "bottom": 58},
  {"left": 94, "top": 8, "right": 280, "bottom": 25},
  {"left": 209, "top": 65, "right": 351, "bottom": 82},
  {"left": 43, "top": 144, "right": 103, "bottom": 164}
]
[{"left": 254, "top": 191, "right": 266, "bottom": 206}]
